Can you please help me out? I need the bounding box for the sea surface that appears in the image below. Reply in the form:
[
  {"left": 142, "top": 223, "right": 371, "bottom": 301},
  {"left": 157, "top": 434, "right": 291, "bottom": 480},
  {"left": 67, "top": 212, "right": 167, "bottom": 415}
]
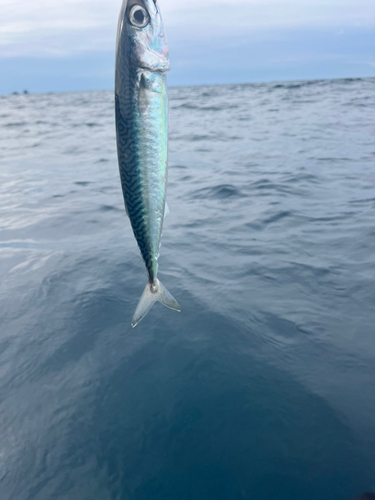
[{"left": 0, "top": 78, "right": 375, "bottom": 500}]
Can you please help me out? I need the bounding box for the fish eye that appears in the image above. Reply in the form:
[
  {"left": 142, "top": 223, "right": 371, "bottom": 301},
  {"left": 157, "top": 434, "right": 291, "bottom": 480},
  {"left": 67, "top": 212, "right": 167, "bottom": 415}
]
[{"left": 129, "top": 5, "right": 150, "bottom": 28}]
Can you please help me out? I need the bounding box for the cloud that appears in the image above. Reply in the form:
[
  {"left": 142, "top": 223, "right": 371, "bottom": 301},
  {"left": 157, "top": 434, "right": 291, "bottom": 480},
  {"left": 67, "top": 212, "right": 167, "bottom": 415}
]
[
  {"left": 0, "top": 0, "right": 374, "bottom": 92},
  {"left": 0, "top": 0, "right": 374, "bottom": 57},
  {"left": 0, "top": 0, "right": 119, "bottom": 56}
]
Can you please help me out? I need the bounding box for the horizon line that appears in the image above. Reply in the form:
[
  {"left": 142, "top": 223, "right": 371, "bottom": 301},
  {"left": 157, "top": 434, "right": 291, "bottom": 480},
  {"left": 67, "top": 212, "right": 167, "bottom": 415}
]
[{"left": 2, "top": 74, "right": 374, "bottom": 97}]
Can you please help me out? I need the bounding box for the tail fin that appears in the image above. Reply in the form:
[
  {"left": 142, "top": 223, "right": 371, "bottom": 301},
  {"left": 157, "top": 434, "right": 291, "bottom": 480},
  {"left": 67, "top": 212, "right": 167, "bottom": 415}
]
[{"left": 131, "top": 279, "right": 181, "bottom": 328}]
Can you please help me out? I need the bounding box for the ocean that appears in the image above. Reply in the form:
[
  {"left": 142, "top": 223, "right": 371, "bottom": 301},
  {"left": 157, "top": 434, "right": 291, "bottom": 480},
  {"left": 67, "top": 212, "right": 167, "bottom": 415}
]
[{"left": 0, "top": 77, "right": 374, "bottom": 500}]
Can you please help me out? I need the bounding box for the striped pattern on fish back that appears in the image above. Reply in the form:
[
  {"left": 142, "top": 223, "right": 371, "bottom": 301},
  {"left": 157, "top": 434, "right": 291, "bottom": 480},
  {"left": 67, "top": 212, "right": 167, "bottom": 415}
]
[{"left": 115, "top": 43, "right": 167, "bottom": 283}]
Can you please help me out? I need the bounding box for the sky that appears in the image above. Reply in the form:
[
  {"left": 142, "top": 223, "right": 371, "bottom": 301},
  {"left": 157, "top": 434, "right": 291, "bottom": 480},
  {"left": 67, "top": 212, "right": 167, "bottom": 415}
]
[{"left": 0, "top": 0, "right": 374, "bottom": 93}]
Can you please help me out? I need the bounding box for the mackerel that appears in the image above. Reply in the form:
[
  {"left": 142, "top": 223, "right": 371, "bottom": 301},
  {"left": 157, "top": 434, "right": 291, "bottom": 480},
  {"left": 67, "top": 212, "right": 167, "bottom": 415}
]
[{"left": 115, "top": 0, "right": 180, "bottom": 327}]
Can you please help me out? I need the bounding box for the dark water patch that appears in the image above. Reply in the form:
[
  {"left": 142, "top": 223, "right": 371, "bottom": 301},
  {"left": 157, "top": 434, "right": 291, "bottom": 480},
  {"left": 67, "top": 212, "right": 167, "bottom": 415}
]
[
  {"left": 75, "top": 307, "right": 372, "bottom": 500},
  {"left": 273, "top": 83, "right": 300, "bottom": 90},
  {"left": 96, "top": 158, "right": 110, "bottom": 163},
  {"left": 190, "top": 184, "right": 243, "bottom": 200},
  {"left": 263, "top": 210, "right": 293, "bottom": 225},
  {"left": 270, "top": 79, "right": 339, "bottom": 91},
  {"left": 350, "top": 198, "right": 375, "bottom": 205},
  {"left": 283, "top": 261, "right": 332, "bottom": 281},
  {"left": 343, "top": 102, "right": 373, "bottom": 108},
  {"left": 290, "top": 99, "right": 317, "bottom": 104},
  {"left": 309, "top": 214, "right": 355, "bottom": 224},
  {"left": 41, "top": 290, "right": 122, "bottom": 374},
  {"left": 189, "top": 134, "right": 215, "bottom": 141},
  {"left": 223, "top": 170, "right": 245, "bottom": 177},
  {"left": 283, "top": 173, "right": 319, "bottom": 184},
  {"left": 99, "top": 205, "right": 121, "bottom": 212},
  {"left": 200, "top": 105, "right": 238, "bottom": 111},
  {"left": 69, "top": 121, "right": 101, "bottom": 128},
  {"left": 245, "top": 220, "right": 264, "bottom": 231},
  {"left": 251, "top": 179, "right": 276, "bottom": 190},
  {"left": 250, "top": 178, "right": 306, "bottom": 197},
  {"left": 172, "top": 103, "right": 200, "bottom": 110},
  {"left": 74, "top": 181, "right": 91, "bottom": 187},
  {"left": 242, "top": 264, "right": 278, "bottom": 282},
  {"left": 261, "top": 312, "right": 312, "bottom": 345},
  {"left": 4, "top": 121, "right": 27, "bottom": 127},
  {"left": 336, "top": 77, "right": 367, "bottom": 84},
  {"left": 172, "top": 102, "right": 238, "bottom": 112},
  {"left": 315, "top": 157, "right": 353, "bottom": 162},
  {"left": 97, "top": 185, "right": 118, "bottom": 193},
  {"left": 184, "top": 134, "right": 241, "bottom": 142}
]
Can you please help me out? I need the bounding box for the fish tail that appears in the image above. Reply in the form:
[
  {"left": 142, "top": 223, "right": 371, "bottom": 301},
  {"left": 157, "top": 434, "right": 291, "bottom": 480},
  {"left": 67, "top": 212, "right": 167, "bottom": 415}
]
[{"left": 131, "top": 279, "right": 181, "bottom": 328}]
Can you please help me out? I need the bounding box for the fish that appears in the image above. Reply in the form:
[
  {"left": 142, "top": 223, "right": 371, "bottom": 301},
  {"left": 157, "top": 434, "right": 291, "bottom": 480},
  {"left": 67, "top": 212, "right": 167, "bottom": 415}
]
[{"left": 115, "top": 0, "right": 181, "bottom": 328}]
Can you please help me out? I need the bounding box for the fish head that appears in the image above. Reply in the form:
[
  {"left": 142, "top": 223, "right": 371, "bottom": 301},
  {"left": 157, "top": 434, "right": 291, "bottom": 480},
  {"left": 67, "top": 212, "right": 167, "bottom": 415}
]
[{"left": 117, "top": 0, "right": 170, "bottom": 72}]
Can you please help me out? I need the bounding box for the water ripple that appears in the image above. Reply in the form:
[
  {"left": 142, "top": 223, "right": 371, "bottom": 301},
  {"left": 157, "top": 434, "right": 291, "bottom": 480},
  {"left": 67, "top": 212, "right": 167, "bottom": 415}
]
[{"left": 1, "top": 79, "right": 375, "bottom": 500}]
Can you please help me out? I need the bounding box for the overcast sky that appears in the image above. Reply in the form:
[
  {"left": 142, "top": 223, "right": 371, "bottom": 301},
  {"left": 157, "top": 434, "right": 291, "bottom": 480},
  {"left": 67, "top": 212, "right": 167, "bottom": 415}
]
[{"left": 0, "top": 0, "right": 374, "bottom": 93}]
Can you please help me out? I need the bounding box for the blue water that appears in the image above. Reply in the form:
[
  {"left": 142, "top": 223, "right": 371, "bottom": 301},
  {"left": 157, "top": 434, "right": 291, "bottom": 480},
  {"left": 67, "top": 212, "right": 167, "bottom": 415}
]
[{"left": 1, "top": 78, "right": 375, "bottom": 500}]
